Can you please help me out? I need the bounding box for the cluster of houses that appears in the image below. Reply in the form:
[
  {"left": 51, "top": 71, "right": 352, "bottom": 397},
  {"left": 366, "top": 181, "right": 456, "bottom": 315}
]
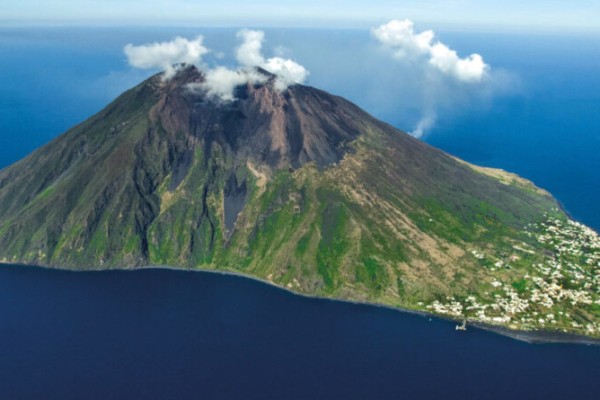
[{"left": 426, "top": 215, "right": 600, "bottom": 335}]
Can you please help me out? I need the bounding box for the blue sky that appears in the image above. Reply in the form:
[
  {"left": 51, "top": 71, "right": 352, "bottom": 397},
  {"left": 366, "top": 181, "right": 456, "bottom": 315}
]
[{"left": 1, "top": 0, "right": 599, "bottom": 32}]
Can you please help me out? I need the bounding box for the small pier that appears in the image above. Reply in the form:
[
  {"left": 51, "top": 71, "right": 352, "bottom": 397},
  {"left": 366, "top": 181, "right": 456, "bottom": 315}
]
[{"left": 456, "top": 320, "right": 467, "bottom": 331}]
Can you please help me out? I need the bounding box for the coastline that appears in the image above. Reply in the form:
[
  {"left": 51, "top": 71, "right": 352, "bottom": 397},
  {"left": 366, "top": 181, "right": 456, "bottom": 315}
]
[{"left": 2, "top": 261, "right": 599, "bottom": 346}]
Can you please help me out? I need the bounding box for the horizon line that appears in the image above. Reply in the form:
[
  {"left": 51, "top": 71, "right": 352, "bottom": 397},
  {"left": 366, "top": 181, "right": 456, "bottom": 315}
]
[{"left": 1, "top": 18, "right": 600, "bottom": 36}]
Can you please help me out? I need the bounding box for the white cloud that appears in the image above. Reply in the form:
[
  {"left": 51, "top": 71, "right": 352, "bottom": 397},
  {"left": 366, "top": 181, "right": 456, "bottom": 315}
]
[
  {"left": 236, "top": 29, "right": 266, "bottom": 67},
  {"left": 125, "top": 30, "right": 309, "bottom": 101},
  {"left": 429, "top": 43, "right": 487, "bottom": 83},
  {"left": 372, "top": 19, "right": 488, "bottom": 83},
  {"left": 235, "top": 29, "right": 309, "bottom": 90},
  {"left": 124, "top": 36, "right": 209, "bottom": 79},
  {"left": 372, "top": 19, "right": 434, "bottom": 56},
  {"left": 263, "top": 57, "right": 309, "bottom": 90},
  {"left": 191, "top": 29, "right": 309, "bottom": 101},
  {"left": 195, "top": 67, "right": 268, "bottom": 101},
  {"left": 372, "top": 19, "right": 497, "bottom": 137}
]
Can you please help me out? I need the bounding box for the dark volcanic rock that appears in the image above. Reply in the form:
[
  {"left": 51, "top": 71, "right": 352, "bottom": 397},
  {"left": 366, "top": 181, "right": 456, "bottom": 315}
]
[{"left": 154, "top": 66, "right": 364, "bottom": 171}]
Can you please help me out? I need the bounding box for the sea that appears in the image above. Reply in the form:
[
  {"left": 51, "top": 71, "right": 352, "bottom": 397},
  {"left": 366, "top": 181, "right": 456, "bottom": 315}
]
[{"left": 0, "top": 27, "right": 599, "bottom": 399}]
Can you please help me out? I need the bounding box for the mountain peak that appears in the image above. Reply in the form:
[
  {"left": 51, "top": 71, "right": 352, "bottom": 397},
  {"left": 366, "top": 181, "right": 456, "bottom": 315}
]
[
  {"left": 150, "top": 64, "right": 279, "bottom": 96},
  {"left": 145, "top": 64, "right": 367, "bottom": 170}
]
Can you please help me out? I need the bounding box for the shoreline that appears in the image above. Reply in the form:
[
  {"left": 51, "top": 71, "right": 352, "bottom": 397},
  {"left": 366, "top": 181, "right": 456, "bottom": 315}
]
[{"left": 2, "top": 261, "right": 599, "bottom": 346}]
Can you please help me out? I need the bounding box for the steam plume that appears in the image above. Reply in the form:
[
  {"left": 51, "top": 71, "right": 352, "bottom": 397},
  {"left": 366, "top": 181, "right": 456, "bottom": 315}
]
[{"left": 124, "top": 36, "right": 209, "bottom": 79}]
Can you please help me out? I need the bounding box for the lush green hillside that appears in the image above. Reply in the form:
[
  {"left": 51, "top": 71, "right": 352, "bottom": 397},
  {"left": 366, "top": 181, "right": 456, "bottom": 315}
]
[{"left": 0, "top": 66, "right": 598, "bottom": 338}]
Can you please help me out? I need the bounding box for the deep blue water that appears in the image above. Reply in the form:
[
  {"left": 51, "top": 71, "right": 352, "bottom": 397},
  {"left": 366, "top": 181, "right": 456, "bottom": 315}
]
[
  {"left": 0, "top": 27, "right": 599, "bottom": 399},
  {"left": 0, "top": 265, "right": 599, "bottom": 400}
]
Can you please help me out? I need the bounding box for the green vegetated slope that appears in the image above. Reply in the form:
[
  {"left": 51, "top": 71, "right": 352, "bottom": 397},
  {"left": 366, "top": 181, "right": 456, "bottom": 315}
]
[{"left": 0, "top": 66, "right": 598, "bottom": 338}]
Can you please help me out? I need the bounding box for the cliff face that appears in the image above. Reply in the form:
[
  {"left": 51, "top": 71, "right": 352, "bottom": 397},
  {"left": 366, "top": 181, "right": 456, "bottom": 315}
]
[{"left": 0, "top": 65, "right": 598, "bottom": 338}]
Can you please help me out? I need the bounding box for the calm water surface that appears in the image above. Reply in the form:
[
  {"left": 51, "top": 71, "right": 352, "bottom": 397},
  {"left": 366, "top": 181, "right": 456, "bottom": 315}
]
[{"left": 0, "top": 265, "right": 599, "bottom": 400}]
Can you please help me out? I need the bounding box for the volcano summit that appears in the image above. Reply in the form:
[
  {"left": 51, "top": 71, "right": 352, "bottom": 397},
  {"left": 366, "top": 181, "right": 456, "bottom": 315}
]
[{"left": 0, "top": 65, "right": 598, "bottom": 339}]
